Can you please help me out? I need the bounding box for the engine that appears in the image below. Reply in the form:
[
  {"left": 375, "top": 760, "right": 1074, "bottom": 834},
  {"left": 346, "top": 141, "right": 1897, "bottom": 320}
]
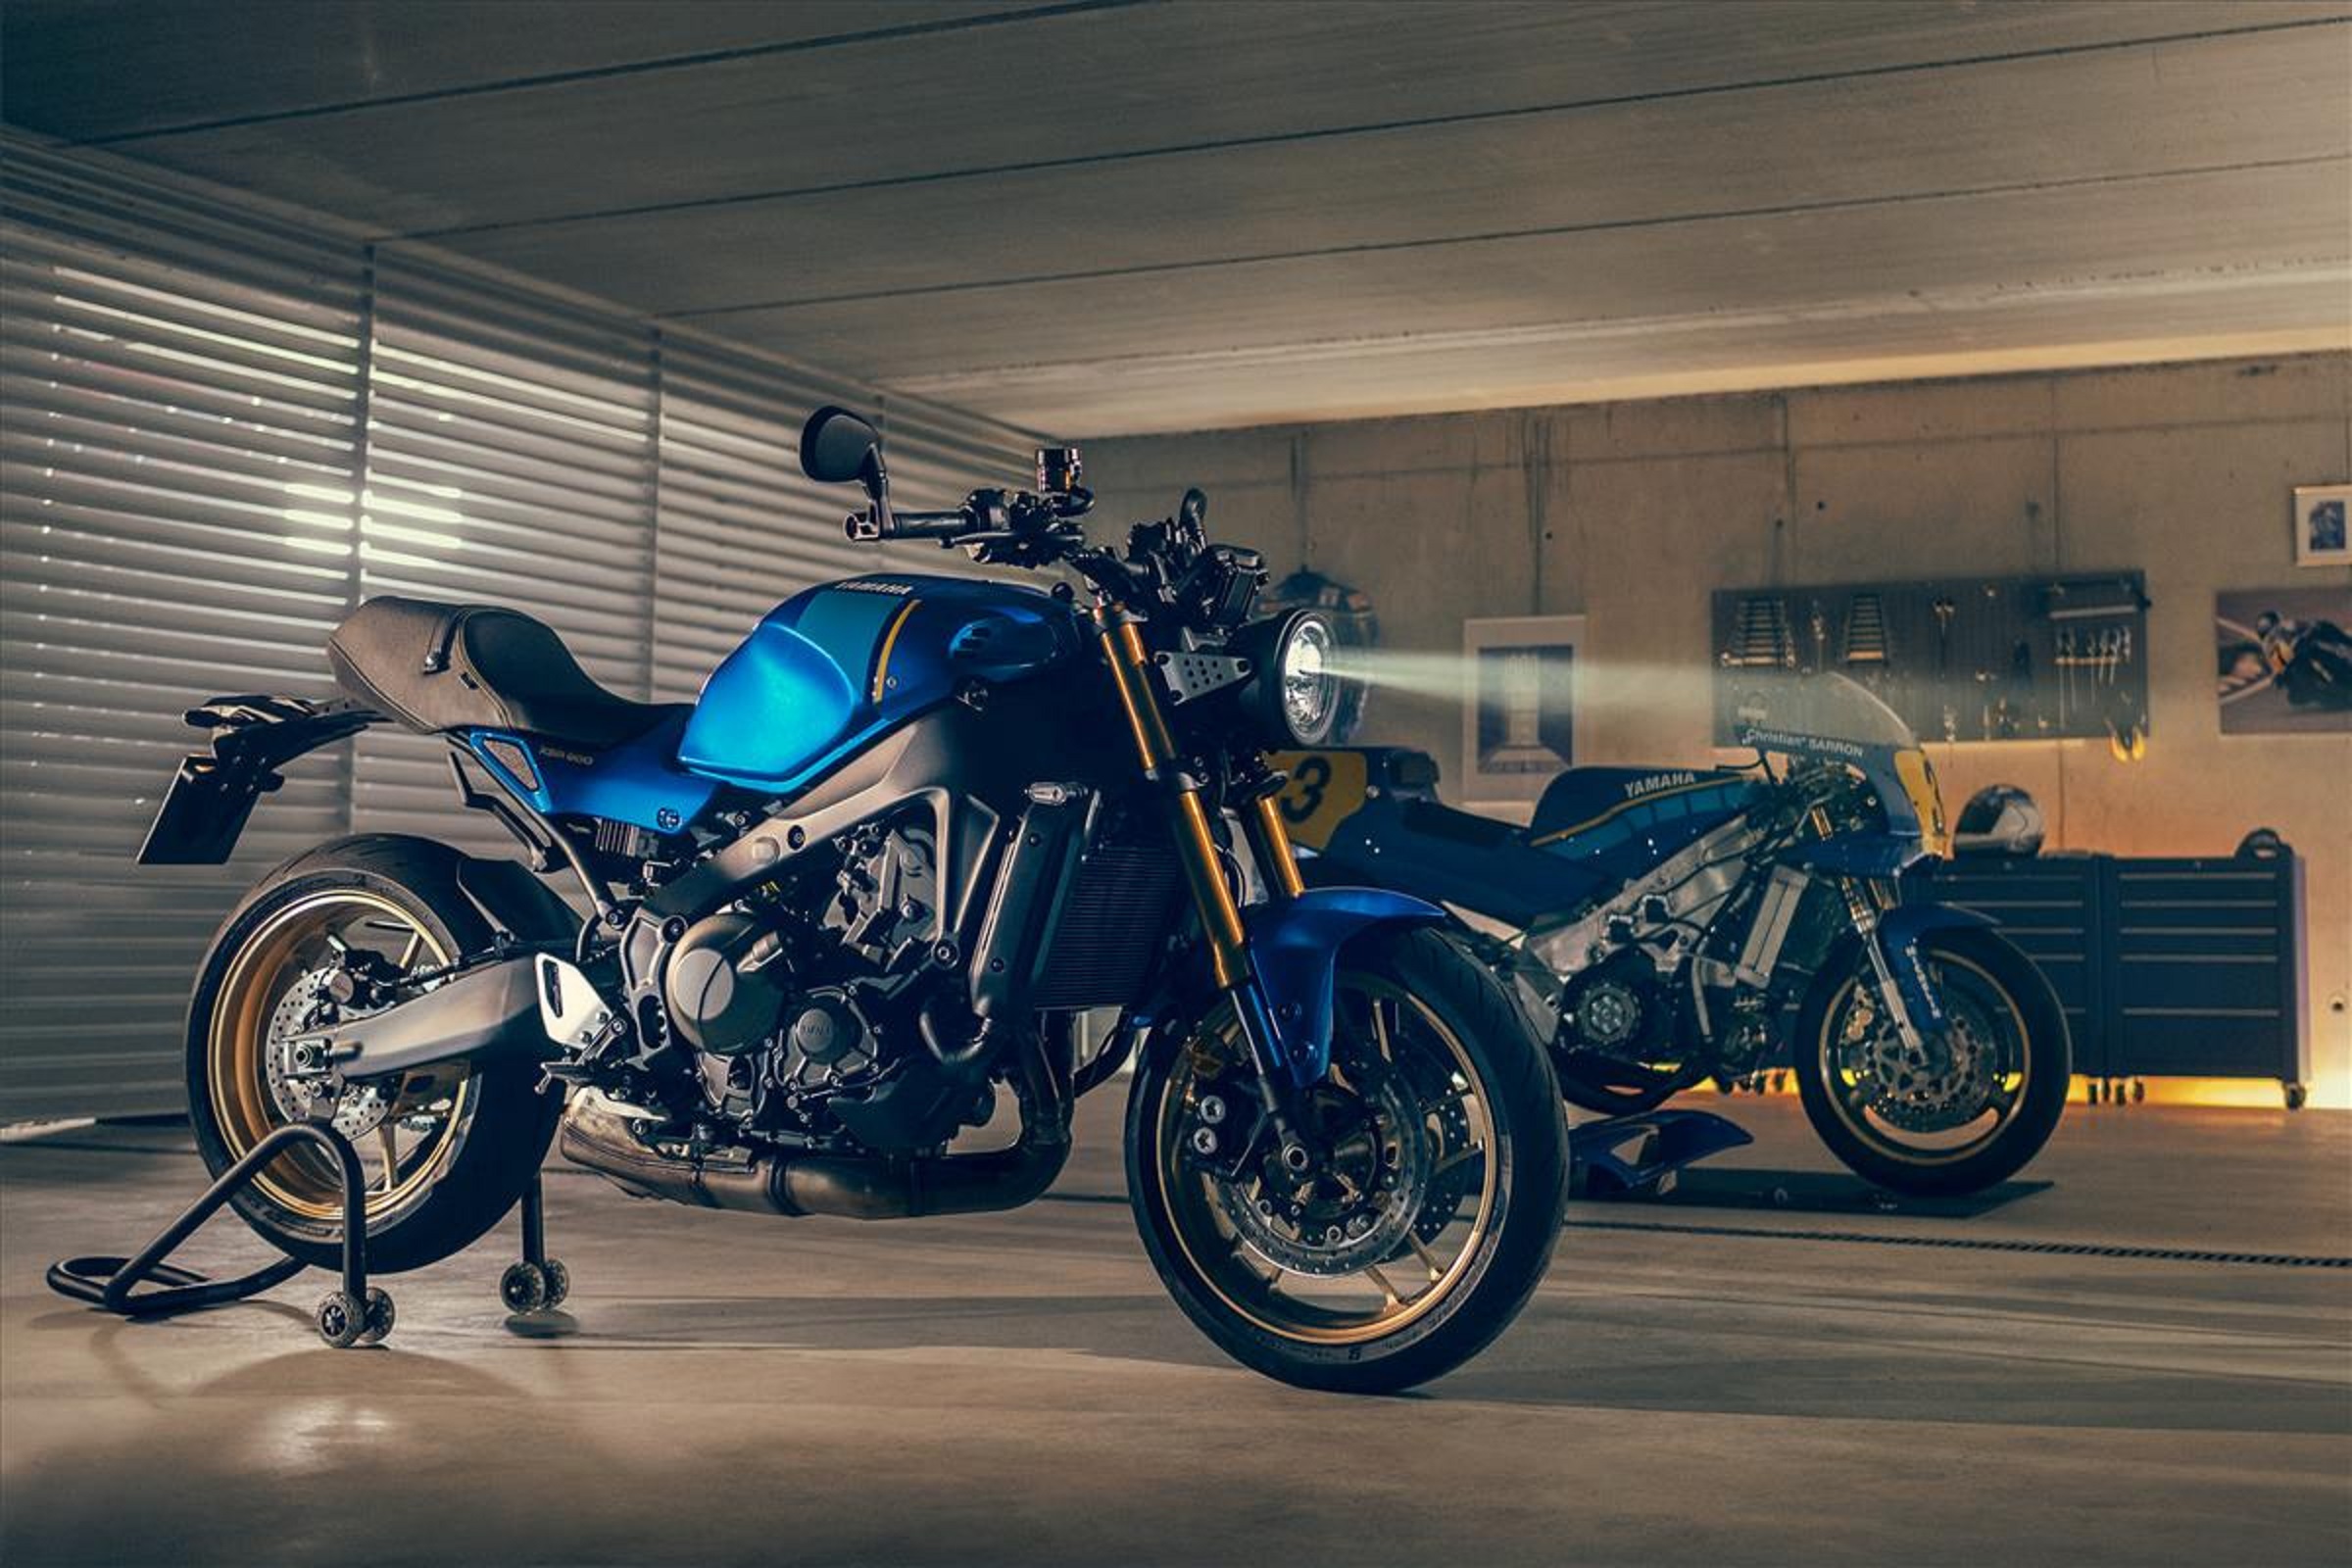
[
  {"left": 1556, "top": 949, "right": 1677, "bottom": 1061},
  {"left": 1525, "top": 814, "right": 1763, "bottom": 982},
  {"left": 642, "top": 815, "right": 991, "bottom": 1156}
]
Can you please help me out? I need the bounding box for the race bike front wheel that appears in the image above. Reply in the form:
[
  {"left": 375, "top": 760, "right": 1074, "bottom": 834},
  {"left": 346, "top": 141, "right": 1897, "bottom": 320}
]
[
  {"left": 186, "top": 835, "right": 563, "bottom": 1273},
  {"left": 1793, "top": 926, "right": 2070, "bottom": 1197},
  {"left": 1127, "top": 928, "right": 1568, "bottom": 1394}
]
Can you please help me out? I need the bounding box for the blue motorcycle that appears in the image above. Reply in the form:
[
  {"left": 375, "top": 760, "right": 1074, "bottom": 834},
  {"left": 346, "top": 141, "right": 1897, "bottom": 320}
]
[
  {"left": 1276, "top": 674, "right": 2070, "bottom": 1195},
  {"left": 142, "top": 410, "right": 1566, "bottom": 1392}
]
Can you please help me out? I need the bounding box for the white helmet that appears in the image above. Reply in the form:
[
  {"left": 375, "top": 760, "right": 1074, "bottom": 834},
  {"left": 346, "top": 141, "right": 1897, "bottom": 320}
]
[{"left": 1954, "top": 785, "right": 2044, "bottom": 857}]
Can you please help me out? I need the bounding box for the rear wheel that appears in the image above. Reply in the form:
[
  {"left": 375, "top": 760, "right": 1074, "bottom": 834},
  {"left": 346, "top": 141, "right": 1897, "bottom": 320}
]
[
  {"left": 186, "top": 836, "right": 563, "bottom": 1273},
  {"left": 1794, "top": 927, "right": 2070, "bottom": 1196},
  {"left": 1127, "top": 929, "right": 1568, "bottom": 1393}
]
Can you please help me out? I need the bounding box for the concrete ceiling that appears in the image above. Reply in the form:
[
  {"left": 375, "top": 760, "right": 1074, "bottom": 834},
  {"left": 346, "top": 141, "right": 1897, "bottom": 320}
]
[{"left": 6, "top": 0, "right": 2348, "bottom": 436}]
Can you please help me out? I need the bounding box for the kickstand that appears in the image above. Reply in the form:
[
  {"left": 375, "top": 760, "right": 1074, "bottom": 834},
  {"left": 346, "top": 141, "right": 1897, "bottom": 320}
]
[{"left": 46, "top": 1119, "right": 393, "bottom": 1348}]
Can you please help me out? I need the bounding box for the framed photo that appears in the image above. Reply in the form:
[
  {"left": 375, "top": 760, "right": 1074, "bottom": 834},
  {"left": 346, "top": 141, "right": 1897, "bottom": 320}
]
[
  {"left": 2215, "top": 587, "right": 2352, "bottom": 735},
  {"left": 2292, "top": 483, "right": 2351, "bottom": 566},
  {"left": 1462, "top": 614, "right": 1585, "bottom": 804}
]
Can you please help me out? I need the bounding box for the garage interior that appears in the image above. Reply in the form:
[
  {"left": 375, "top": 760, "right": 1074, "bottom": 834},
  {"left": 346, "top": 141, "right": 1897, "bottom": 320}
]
[{"left": 1, "top": 3, "right": 2347, "bottom": 1565}]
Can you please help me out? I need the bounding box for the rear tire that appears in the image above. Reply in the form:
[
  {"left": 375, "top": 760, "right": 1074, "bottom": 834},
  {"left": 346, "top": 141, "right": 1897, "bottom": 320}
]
[
  {"left": 185, "top": 835, "right": 564, "bottom": 1274},
  {"left": 1127, "top": 928, "right": 1568, "bottom": 1393}
]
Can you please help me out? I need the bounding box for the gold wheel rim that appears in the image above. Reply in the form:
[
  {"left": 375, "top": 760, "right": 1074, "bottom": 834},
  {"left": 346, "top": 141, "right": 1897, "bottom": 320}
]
[
  {"left": 1155, "top": 974, "right": 1500, "bottom": 1348},
  {"left": 208, "top": 890, "right": 475, "bottom": 1221},
  {"left": 1818, "top": 950, "right": 2028, "bottom": 1166}
]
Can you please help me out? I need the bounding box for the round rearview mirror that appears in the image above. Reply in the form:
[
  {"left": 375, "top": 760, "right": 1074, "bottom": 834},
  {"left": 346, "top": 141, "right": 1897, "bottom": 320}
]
[{"left": 800, "top": 406, "right": 882, "bottom": 485}]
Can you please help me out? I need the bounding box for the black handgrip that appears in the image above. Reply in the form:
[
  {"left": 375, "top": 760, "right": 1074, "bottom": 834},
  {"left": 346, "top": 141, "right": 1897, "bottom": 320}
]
[
  {"left": 890, "top": 509, "right": 975, "bottom": 540},
  {"left": 843, "top": 507, "right": 972, "bottom": 543}
]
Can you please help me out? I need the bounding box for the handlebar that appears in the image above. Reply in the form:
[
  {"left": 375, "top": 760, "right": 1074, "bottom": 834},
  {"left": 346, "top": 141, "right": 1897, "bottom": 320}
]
[
  {"left": 844, "top": 486, "right": 1091, "bottom": 573},
  {"left": 836, "top": 471, "right": 1252, "bottom": 622},
  {"left": 809, "top": 420, "right": 1254, "bottom": 618}
]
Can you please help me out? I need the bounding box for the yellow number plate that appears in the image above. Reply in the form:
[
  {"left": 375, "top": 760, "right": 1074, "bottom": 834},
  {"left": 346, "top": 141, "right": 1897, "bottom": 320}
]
[{"left": 1266, "top": 749, "right": 1371, "bottom": 851}]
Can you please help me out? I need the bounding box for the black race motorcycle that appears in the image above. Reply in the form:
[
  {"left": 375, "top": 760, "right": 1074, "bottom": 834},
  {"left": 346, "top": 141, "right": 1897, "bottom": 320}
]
[
  {"left": 140, "top": 410, "right": 1567, "bottom": 1392},
  {"left": 1277, "top": 675, "right": 2071, "bottom": 1196}
]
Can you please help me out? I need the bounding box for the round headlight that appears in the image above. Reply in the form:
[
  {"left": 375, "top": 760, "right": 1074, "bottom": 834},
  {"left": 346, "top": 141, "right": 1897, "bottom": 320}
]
[
  {"left": 1234, "top": 609, "right": 1350, "bottom": 747},
  {"left": 1277, "top": 613, "right": 1339, "bottom": 746}
]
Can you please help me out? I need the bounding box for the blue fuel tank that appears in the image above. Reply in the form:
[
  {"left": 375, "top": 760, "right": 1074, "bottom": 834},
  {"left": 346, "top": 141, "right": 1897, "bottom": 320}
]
[
  {"left": 1528, "top": 766, "right": 1762, "bottom": 873},
  {"left": 677, "top": 573, "right": 1084, "bottom": 793}
]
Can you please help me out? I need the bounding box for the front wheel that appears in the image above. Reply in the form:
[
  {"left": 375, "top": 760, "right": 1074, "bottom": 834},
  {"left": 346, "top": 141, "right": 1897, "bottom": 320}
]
[
  {"left": 1127, "top": 929, "right": 1568, "bottom": 1394},
  {"left": 1793, "top": 926, "right": 2070, "bottom": 1196}
]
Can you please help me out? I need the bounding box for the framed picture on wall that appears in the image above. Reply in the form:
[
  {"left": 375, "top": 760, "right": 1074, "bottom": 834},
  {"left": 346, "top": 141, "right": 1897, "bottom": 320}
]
[
  {"left": 2292, "top": 483, "right": 2350, "bottom": 566},
  {"left": 2216, "top": 587, "right": 2352, "bottom": 734},
  {"left": 1462, "top": 614, "right": 1585, "bottom": 804}
]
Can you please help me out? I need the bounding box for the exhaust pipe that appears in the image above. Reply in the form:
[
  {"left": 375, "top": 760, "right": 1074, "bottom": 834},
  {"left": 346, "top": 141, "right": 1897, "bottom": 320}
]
[{"left": 559, "top": 1036, "right": 1072, "bottom": 1221}]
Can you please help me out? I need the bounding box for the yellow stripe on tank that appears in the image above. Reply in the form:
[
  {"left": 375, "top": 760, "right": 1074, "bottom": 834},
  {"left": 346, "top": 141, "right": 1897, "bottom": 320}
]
[
  {"left": 869, "top": 598, "right": 920, "bottom": 703},
  {"left": 1529, "top": 777, "right": 1729, "bottom": 847}
]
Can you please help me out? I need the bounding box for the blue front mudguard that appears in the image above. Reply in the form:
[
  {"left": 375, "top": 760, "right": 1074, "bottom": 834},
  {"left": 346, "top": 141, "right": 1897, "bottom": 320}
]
[
  {"left": 1244, "top": 887, "right": 1446, "bottom": 1085},
  {"left": 1870, "top": 901, "right": 1999, "bottom": 1033}
]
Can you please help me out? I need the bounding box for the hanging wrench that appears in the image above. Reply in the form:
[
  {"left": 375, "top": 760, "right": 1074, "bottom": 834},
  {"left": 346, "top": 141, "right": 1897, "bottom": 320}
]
[{"left": 2056, "top": 627, "right": 2072, "bottom": 728}]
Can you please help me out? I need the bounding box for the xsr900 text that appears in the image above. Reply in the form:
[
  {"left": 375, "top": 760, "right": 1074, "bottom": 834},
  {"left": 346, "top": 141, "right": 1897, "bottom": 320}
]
[{"left": 143, "top": 409, "right": 1568, "bottom": 1392}]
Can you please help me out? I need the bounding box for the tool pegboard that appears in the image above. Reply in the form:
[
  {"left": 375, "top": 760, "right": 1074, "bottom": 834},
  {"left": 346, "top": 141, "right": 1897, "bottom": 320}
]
[{"left": 1710, "top": 571, "right": 2150, "bottom": 749}]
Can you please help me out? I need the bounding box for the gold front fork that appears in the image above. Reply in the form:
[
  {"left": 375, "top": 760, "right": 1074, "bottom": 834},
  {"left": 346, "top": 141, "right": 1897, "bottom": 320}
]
[
  {"left": 1096, "top": 612, "right": 1250, "bottom": 988},
  {"left": 1247, "top": 792, "right": 1305, "bottom": 899}
]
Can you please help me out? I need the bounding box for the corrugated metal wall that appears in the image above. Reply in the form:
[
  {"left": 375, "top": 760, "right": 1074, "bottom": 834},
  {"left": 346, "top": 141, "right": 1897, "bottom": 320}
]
[{"left": 0, "top": 141, "right": 1032, "bottom": 1122}]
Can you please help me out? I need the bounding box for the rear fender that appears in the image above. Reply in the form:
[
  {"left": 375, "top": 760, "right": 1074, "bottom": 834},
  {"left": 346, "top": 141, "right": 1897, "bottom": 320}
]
[
  {"left": 1245, "top": 887, "right": 1446, "bottom": 1084},
  {"left": 454, "top": 854, "right": 581, "bottom": 945},
  {"left": 271, "top": 833, "right": 582, "bottom": 950}
]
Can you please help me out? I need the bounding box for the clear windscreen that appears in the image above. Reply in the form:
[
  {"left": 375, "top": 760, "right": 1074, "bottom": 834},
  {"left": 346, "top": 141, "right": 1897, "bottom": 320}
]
[{"left": 1727, "top": 671, "right": 1918, "bottom": 752}]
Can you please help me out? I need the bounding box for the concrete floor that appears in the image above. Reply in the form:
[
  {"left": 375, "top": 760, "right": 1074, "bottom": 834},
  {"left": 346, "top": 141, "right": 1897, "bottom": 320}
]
[{"left": 3, "top": 1094, "right": 2346, "bottom": 1568}]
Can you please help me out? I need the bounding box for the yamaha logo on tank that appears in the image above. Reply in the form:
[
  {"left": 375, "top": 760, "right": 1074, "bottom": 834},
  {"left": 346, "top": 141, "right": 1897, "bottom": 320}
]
[{"left": 1621, "top": 770, "right": 1697, "bottom": 800}]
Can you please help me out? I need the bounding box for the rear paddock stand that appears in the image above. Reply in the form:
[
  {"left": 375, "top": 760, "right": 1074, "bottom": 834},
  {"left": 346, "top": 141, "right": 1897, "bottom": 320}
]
[
  {"left": 45, "top": 1119, "right": 567, "bottom": 1347},
  {"left": 1571, "top": 1107, "right": 1754, "bottom": 1198}
]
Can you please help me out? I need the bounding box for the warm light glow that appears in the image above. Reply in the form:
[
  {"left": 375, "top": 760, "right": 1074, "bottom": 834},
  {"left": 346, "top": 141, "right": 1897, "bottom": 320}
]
[{"left": 1722, "top": 1074, "right": 2336, "bottom": 1110}]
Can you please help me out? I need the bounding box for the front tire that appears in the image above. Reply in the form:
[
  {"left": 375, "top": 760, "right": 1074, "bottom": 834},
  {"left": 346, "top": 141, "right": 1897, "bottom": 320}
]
[
  {"left": 186, "top": 835, "right": 564, "bottom": 1274},
  {"left": 1793, "top": 926, "right": 2070, "bottom": 1196},
  {"left": 1127, "top": 929, "right": 1568, "bottom": 1393}
]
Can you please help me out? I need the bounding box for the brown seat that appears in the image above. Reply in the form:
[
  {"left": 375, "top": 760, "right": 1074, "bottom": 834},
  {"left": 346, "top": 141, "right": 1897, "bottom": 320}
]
[{"left": 326, "top": 597, "right": 680, "bottom": 749}]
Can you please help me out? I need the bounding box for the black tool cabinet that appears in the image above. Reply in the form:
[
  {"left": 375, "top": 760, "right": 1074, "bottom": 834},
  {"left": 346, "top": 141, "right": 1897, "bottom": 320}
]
[{"left": 1919, "top": 849, "right": 2310, "bottom": 1098}]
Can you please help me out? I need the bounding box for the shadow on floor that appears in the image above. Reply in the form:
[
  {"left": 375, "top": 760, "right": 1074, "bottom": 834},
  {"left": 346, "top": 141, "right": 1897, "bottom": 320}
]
[
  {"left": 1595, "top": 1165, "right": 2054, "bottom": 1218},
  {"left": 34, "top": 1271, "right": 2341, "bottom": 1440}
]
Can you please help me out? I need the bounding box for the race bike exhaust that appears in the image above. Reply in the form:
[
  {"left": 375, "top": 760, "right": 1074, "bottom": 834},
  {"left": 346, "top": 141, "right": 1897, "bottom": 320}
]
[{"left": 556, "top": 1035, "right": 1073, "bottom": 1222}]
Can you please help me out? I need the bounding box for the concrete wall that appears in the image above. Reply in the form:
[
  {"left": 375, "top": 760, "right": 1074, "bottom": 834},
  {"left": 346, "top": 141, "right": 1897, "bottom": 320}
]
[{"left": 1085, "top": 354, "right": 2352, "bottom": 1105}]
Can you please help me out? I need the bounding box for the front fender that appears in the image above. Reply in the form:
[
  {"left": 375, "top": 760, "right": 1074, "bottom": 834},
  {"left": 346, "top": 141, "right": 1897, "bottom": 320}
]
[{"left": 1244, "top": 887, "right": 1446, "bottom": 1084}]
